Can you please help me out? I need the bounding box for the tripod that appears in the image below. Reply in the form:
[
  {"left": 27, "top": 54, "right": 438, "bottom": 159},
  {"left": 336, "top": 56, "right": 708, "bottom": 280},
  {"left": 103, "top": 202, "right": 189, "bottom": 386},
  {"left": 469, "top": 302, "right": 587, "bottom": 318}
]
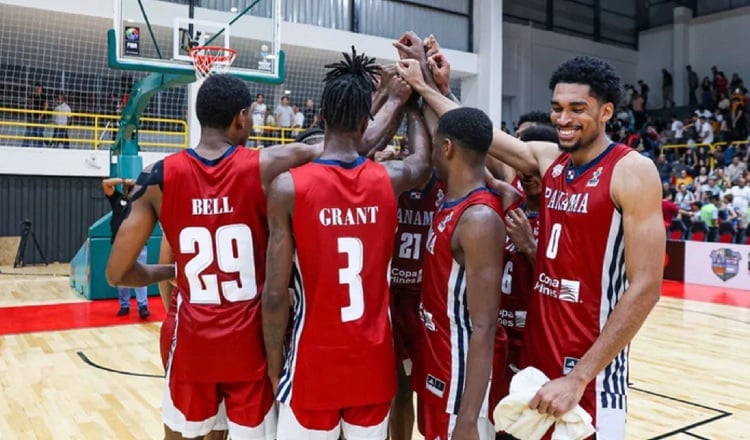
[{"left": 14, "top": 219, "right": 48, "bottom": 268}]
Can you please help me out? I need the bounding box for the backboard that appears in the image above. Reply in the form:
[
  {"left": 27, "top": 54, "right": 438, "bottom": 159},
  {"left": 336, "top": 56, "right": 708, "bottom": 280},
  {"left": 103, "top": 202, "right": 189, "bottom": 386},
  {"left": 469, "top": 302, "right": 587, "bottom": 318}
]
[{"left": 111, "top": 0, "right": 283, "bottom": 84}]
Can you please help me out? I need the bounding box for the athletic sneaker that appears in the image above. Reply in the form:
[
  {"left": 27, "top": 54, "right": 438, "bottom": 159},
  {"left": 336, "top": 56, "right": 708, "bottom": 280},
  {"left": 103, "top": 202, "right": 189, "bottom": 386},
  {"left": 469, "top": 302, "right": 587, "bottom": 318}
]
[
  {"left": 139, "top": 305, "right": 150, "bottom": 319},
  {"left": 117, "top": 307, "right": 129, "bottom": 316}
]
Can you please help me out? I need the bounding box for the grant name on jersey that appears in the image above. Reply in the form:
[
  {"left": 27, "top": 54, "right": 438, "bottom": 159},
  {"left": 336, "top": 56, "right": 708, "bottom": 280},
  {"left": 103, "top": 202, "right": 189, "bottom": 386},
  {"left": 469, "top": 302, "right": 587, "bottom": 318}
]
[
  {"left": 192, "top": 197, "right": 235, "bottom": 215},
  {"left": 397, "top": 208, "right": 434, "bottom": 226},
  {"left": 545, "top": 188, "right": 590, "bottom": 214},
  {"left": 319, "top": 206, "right": 379, "bottom": 226}
]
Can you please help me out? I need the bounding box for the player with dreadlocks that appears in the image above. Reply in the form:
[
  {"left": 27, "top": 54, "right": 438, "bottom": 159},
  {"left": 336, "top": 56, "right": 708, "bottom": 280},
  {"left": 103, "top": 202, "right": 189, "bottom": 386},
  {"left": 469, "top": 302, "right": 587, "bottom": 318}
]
[{"left": 262, "top": 46, "right": 432, "bottom": 440}]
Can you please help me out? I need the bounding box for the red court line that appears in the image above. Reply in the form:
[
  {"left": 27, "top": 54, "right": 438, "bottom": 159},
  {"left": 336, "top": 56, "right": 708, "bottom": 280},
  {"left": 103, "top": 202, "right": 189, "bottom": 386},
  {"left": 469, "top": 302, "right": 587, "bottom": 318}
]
[
  {"left": 0, "top": 296, "right": 166, "bottom": 336},
  {"left": 661, "top": 280, "right": 750, "bottom": 308}
]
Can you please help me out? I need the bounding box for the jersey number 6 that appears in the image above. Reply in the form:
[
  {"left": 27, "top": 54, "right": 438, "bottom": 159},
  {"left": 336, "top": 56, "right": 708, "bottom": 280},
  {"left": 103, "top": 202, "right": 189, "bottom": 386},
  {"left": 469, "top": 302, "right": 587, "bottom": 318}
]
[{"left": 180, "top": 224, "right": 257, "bottom": 304}]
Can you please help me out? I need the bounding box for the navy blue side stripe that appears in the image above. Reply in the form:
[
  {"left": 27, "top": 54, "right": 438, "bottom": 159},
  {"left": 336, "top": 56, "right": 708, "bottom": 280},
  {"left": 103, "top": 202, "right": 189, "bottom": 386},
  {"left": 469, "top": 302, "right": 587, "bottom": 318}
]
[{"left": 452, "top": 267, "right": 467, "bottom": 414}]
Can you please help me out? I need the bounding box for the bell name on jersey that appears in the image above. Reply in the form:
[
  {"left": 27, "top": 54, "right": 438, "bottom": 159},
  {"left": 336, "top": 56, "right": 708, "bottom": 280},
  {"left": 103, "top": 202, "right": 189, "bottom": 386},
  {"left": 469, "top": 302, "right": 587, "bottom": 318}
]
[{"left": 191, "top": 196, "right": 235, "bottom": 216}]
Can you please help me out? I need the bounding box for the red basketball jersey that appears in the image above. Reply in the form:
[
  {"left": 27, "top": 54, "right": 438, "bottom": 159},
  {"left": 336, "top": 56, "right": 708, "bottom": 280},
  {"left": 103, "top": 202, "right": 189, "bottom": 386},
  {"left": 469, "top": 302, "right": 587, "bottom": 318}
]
[
  {"left": 500, "top": 211, "right": 540, "bottom": 350},
  {"left": 391, "top": 175, "right": 445, "bottom": 294},
  {"left": 521, "top": 143, "right": 634, "bottom": 414},
  {"left": 417, "top": 187, "right": 503, "bottom": 415},
  {"left": 160, "top": 146, "right": 268, "bottom": 383},
  {"left": 278, "top": 157, "right": 398, "bottom": 411}
]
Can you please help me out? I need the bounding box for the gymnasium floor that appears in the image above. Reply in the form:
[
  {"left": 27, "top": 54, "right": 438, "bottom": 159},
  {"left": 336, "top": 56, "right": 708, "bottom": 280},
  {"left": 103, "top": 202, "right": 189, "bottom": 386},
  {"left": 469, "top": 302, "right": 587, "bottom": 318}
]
[{"left": 0, "top": 265, "right": 748, "bottom": 439}]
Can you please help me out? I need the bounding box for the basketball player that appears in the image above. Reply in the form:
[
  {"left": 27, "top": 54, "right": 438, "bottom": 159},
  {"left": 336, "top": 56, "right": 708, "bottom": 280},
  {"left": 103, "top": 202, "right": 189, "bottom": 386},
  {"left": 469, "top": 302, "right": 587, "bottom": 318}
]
[
  {"left": 409, "top": 105, "right": 506, "bottom": 440},
  {"left": 262, "top": 47, "right": 431, "bottom": 439},
  {"left": 490, "top": 124, "right": 558, "bottom": 439},
  {"left": 106, "top": 73, "right": 325, "bottom": 440},
  {"left": 399, "top": 55, "right": 664, "bottom": 439}
]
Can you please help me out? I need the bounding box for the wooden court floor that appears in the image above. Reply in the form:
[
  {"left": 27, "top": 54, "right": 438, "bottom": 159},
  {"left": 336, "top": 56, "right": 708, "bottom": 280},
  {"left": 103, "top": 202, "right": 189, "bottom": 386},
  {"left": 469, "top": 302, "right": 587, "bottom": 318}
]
[{"left": 1, "top": 266, "right": 749, "bottom": 439}]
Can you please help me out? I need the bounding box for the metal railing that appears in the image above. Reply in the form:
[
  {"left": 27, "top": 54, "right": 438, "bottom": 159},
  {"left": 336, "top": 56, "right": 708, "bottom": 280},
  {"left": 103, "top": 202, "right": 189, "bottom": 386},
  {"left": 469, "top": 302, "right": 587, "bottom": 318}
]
[
  {"left": 660, "top": 140, "right": 749, "bottom": 170},
  {"left": 0, "top": 107, "right": 188, "bottom": 150}
]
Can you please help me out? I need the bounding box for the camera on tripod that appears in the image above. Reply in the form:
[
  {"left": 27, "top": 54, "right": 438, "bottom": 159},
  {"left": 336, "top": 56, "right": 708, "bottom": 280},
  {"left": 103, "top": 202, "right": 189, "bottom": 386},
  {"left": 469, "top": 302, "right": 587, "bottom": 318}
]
[
  {"left": 20, "top": 219, "right": 32, "bottom": 230},
  {"left": 14, "top": 218, "right": 48, "bottom": 268}
]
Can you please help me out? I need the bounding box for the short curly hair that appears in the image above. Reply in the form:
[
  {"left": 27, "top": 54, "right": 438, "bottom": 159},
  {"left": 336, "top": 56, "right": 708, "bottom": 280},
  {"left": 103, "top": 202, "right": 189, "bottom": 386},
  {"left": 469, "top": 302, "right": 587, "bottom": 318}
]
[
  {"left": 549, "top": 56, "right": 622, "bottom": 106},
  {"left": 196, "top": 74, "right": 253, "bottom": 129},
  {"left": 518, "top": 111, "right": 552, "bottom": 127}
]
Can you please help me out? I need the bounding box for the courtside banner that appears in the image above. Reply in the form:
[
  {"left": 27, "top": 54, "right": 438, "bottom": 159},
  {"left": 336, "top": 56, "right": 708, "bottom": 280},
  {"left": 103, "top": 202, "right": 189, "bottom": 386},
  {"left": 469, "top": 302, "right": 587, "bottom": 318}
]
[
  {"left": 684, "top": 241, "right": 750, "bottom": 289},
  {"left": 664, "top": 240, "right": 685, "bottom": 282}
]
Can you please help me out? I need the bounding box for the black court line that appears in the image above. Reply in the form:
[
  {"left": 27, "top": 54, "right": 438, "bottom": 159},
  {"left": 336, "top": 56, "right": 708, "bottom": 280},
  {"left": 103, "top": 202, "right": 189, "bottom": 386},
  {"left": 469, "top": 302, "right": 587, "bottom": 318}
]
[
  {"left": 680, "top": 431, "right": 712, "bottom": 440},
  {"left": 659, "top": 303, "right": 750, "bottom": 325},
  {"left": 630, "top": 385, "right": 732, "bottom": 439},
  {"left": 77, "top": 351, "right": 164, "bottom": 379}
]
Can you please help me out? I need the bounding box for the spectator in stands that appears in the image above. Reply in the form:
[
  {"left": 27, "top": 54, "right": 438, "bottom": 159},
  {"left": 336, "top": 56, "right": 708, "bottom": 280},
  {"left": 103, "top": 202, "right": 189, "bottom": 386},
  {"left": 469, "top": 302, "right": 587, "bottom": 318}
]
[
  {"left": 657, "top": 154, "right": 673, "bottom": 183},
  {"left": 303, "top": 98, "right": 318, "bottom": 128},
  {"left": 274, "top": 95, "right": 294, "bottom": 140},
  {"left": 102, "top": 177, "right": 150, "bottom": 319},
  {"left": 51, "top": 93, "right": 71, "bottom": 148},
  {"left": 700, "top": 193, "right": 720, "bottom": 228},
  {"left": 726, "top": 155, "right": 748, "bottom": 183},
  {"left": 729, "top": 176, "right": 750, "bottom": 230},
  {"left": 698, "top": 116, "right": 714, "bottom": 145},
  {"left": 623, "top": 84, "right": 635, "bottom": 107},
  {"left": 638, "top": 79, "right": 650, "bottom": 108},
  {"left": 631, "top": 91, "right": 646, "bottom": 129},
  {"left": 731, "top": 92, "right": 747, "bottom": 141},
  {"left": 291, "top": 104, "right": 305, "bottom": 136},
  {"left": 662, "top": 68, "right": 674, "bottom": 108},
  {"left": 662, "top": 189, "right": 679, "bottom": 229},
  {"left": 702, "top": 176, "right": 721, "bottom": 199},
  {"left": 730, "top": 73, "right": 745, "bottom": 94},
  {"left": 251, "top": 93, "right": 267, "bottom": 147},
  {"left": 716, "top": 93, "right": 731, "bottom": 114},
  {"left": 669, "top": 114, "right": 684, "bottom": 144},
  {"left": 714, "top": 71, "right": 729, "bottom": 101},
  {"left": 719, "top": 194, "right": 739, "bottom": 227},
  {"left": 686, "top": 65, "right": 699, "bottom": 106},
  {"left": 675, "top": 169, "right": 693, "bottom": 188},
  {"left": 23, "top": 83, "right": 48, "bottom": 148},
  {"left": 675, "top": 183, "right": 697, "bottom": 212},
  {"left": 700, "top": 77, "right": 713, "bottom": 109},
  {"left": 713, "top": 146, "right": 726, "bottom": 173}
]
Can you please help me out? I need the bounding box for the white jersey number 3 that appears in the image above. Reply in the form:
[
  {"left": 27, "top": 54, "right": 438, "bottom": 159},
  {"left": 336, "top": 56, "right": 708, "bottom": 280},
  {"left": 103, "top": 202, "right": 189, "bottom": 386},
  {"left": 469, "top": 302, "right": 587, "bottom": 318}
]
[
  {"left": 338, "top": 237, "right": 364, "bottom": 323},
  {"left": 180, "top": 224, "right": 257, "bottom": 304}
]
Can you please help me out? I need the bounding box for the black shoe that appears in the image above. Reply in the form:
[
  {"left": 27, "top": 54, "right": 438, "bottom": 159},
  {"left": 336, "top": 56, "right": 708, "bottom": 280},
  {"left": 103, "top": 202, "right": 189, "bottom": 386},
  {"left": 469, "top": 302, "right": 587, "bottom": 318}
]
[
  {"left": 139, "top": 305, "right": 150, "bottom": 319},
  {"left": 117, "top": 307, "right": 129, "bottom": 316}
]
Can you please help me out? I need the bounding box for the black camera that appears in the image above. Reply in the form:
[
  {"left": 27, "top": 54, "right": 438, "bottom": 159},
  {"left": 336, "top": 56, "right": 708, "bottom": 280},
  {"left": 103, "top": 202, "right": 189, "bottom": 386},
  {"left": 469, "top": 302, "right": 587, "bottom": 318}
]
[{"left": 20, "top": 219, "right": 32, "bottom": 228}]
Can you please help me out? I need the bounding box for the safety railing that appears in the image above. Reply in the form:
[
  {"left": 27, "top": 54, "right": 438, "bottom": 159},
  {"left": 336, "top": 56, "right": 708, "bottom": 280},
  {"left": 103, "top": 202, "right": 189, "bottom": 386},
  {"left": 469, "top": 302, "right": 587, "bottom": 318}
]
[
  {"left": 0, "top": 107, "right": 188, "bottom": 150},
  {"left": 0, "top": 106, "right": 406, "bottom": 151},
  {"left": 660, "top": 139, "right": 749, "bottom": 170}
]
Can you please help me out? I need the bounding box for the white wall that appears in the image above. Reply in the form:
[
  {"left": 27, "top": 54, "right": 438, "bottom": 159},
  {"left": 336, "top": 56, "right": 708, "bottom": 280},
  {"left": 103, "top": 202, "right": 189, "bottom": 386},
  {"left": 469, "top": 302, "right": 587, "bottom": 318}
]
[
  {"left": 637, "top": 5, "right": 750, "bottom": 108},
  {"left": 502, "top": 22, "right": 639, "bottom": 127}
]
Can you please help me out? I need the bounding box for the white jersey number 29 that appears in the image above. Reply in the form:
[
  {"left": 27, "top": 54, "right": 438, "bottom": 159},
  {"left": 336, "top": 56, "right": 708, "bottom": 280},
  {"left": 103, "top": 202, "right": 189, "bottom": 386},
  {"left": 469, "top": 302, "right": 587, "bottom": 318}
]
[
  {"left": 180, "top": 224, "right": 257, "bottom": 304},
  {"left": 338, "top": 237, "right": 365, "bottom": 323}
]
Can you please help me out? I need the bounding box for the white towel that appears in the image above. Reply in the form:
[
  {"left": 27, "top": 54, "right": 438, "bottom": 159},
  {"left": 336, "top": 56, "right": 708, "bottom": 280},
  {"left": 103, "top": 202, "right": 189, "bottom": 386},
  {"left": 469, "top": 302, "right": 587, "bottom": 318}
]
[{"left": 494, "top": 367, "right": 595, "bottom": 440}]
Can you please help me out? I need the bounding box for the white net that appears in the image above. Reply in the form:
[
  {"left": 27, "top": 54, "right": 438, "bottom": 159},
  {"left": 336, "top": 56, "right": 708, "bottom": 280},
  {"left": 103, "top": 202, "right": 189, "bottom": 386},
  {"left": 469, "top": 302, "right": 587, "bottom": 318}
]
[
  {"left": 0, "top": 2, "right": 461, "bottom": 152},
  {"left": 189, "top": 46, "right": 238, "bottom": 80}
]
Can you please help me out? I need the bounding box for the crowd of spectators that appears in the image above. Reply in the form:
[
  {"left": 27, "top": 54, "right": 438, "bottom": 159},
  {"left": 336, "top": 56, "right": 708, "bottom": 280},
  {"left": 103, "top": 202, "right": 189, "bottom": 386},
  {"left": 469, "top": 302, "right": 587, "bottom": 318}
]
[{"left": 600, "top": 65, "right": 750, "bottom": 243}]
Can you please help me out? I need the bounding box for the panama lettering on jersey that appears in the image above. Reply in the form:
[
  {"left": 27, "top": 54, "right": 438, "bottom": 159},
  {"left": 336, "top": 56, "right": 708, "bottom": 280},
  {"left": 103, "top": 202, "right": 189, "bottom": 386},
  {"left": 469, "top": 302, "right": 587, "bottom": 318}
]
[
  {"left": 279, "top": 157, "right": 398, "bottom": 411},
  {"left": 522, "top": 143, "right": 634, "bottom": 428},
  {"left": 160, "top": 146, "right": 269, "bottom": 384},
  {"left": 391, "top": 177, "right": 444, "bottom": 293},
  {"left": 416, "top": 187, "right": 503, "bottom": 415}
]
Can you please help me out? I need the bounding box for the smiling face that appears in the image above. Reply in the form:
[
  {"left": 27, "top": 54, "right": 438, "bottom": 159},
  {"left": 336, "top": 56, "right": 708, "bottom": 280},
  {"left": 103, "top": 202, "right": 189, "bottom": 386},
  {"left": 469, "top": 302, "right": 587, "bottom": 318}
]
[{"left": 550, "top": 83, "right": 613, "bottom": 154}]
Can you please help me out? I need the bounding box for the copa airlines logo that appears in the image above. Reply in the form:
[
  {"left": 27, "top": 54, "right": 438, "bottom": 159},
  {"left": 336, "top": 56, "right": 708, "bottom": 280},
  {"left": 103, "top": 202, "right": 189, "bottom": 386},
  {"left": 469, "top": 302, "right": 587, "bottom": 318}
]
[{"left": 534, "top": 273, "right": 580, "bottom": 302}]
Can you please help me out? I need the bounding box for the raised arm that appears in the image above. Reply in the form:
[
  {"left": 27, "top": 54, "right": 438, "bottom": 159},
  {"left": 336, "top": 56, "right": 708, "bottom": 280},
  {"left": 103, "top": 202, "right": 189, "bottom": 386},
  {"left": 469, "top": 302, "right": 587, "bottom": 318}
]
[
  {"left": 106, "top": 164, "right": 174, "bottom": 287},
  {"left": 383, "top": 103, "right": 432, "bottom": 195},
  {"left": 531, "top": 152, "right": 663, "bottom": 417},
  {"left": 360, "top": 66, "right": 412, "bottom": 157},
  {"left": 262, "top": 172, "right": 296, "bottom": 393},
  {"left": 259, "top": 142, "right": 323, "bottom": 191},
  {"left": 102, "top": 177, "right": 135, "bottom": 197},
  {"left": 452, "top": 205, "right": 506, "bottom": 438},
  {"left": 397, "top": 59, "right": 556, "bottom": 177}
]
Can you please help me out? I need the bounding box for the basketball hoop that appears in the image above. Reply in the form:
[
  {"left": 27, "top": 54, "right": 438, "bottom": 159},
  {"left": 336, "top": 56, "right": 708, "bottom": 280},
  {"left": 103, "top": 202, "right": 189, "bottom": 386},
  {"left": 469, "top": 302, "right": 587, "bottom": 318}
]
[{"left": 189, "top": 45, "right": 238, "bottom": 80}]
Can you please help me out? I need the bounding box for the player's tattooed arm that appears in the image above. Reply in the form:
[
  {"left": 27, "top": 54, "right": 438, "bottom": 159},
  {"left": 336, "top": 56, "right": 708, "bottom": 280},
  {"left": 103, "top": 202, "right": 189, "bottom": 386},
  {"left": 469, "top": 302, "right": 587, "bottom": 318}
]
[
  {"left": 384, "top": 103, "right": 432, "bottom": 195},
  {"left": 452, "top": 205, "right": 506, "bottom": 437},
  {"left": 106, "top": 162, "right": 174, "bottom": 287},
  {"left": 262, "top": 172, "right": 295, "bottom": 394},
  {"left": 259, "top": 142, "right": 323, "bottom": 192}
]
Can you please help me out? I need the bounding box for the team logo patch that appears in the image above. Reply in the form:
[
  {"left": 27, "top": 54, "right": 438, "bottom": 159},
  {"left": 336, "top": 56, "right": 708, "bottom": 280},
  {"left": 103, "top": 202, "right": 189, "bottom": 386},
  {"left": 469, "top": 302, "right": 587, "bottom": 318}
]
[
  {"left": 559, "top": 279, "right": 581, "bottom": 302},
  {"left": 586, "top": 166, "right": 604, "bottom": 187},
  {"left": 563, "top": 357, "right": 579, "bottom": 375},
  {"left": 566, "top": 169, "right": 576, "bottom": 181},
  {"left": 426, "top": 374, "right": 446, "bottom": 398},
  {"left": 435, "top": 188, "right": 445, "bottom": 208},
  {"left": 551, "top": 164, "right": 564, "bottom": 178},
  {"left": 710, "top": 248, "right": 742, "bottom": 281},
  {"left": 409, "top": 191, "right": 422, "bottom": 200},
  {"left": 437, "top": 211, "right": 453, "bottom": 232}
]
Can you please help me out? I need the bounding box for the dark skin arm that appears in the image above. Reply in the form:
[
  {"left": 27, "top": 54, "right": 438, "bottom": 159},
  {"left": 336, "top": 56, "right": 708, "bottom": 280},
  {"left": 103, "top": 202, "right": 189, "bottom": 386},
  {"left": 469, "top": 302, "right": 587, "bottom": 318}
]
[
  {"left": 106, "top": 164, "right": 174, "bottom": 287},
  {"left": 157, "top": 236, "right": 175, "bottom": 310},
  {"left": 262, "top": 172, "right": 295, "bottom": 394},
  {"left": 102, "top": 177, "right": 135, "bottom": 197},
  {"left": 360, "top": 66, "right": 412, "bottom": 157},
  {"left": 505, "top": 208, "right": 537, "bottom": 266},
  {"left": 259, "top": 141, "right": 323, "bottom": 192},
  {"left": 451, "top": 205, "right": 506, "bottom": 439},
  {"left": 382, "top": 104, "right": 432, "bottom": 195}
]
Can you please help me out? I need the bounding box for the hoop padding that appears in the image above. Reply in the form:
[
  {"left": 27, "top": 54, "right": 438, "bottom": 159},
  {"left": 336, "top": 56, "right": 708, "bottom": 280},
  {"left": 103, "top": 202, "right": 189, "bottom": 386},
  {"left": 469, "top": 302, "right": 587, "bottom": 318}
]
[{"left": 189, "top": 46, "right": 238, "bottom": 79}]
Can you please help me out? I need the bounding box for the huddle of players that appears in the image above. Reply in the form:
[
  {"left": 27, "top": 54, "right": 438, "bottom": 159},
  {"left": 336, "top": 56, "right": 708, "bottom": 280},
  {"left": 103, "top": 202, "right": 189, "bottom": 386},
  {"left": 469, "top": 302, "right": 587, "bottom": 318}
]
[{"left": 106, "top": 30, "right": 665, "bottom": 440}]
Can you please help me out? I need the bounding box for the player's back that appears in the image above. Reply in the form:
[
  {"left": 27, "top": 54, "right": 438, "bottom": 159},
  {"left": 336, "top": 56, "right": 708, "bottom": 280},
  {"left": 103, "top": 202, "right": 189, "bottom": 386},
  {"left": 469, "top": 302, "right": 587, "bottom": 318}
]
[
  {"left": 160, "top": 146, "right": 268, "bottom": 383},
  {"left": 279, "top": 156, "right": 398, "bottom": 411}
]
